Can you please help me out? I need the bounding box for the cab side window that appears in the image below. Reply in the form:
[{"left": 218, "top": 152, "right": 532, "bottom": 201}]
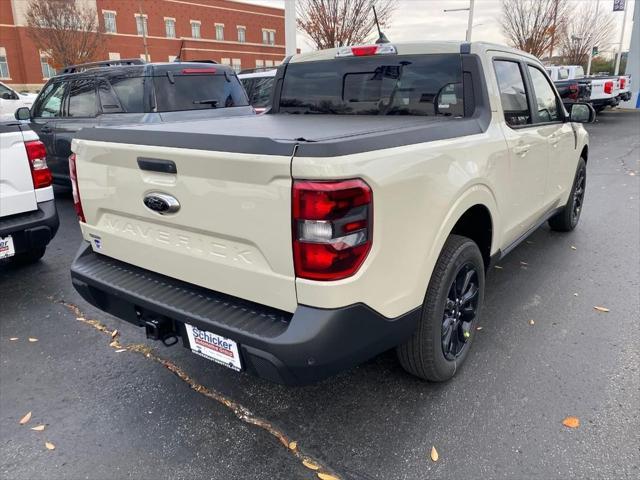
[
  {"left": 527, "top": 66, "right": 561, "bottom": 123},
  {"left": 67, "top": 78, "right": 97, "bottom": 117},
  {"left": 32, "top": 82, "right": 66, "bottom": 118},
  {"left": 494, "top": 60, "right": 531, "bottom": 127},
  {"left": 0, "top": 83, "right": 17, "bottom": 99}
]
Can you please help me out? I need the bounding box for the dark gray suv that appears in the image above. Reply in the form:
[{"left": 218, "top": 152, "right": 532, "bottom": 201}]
[{"left": 19, "top": 59, "right": 253, "bottom": 185}]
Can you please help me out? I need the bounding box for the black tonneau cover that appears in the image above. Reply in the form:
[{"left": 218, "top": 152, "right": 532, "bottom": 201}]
[{"left": 74, "top": 114, "right": 483, "bottom": 157}]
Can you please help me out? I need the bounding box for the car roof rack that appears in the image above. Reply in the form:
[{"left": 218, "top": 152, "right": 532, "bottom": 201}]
[
  {"left": 174, "top": 59, "right": 218, "bottom": 64},
  {"left": 238, "top": 67, "right": 276, "bottom": 74},
  {"left": 60, "top": 58, "right": 145, "bottom": 74}
]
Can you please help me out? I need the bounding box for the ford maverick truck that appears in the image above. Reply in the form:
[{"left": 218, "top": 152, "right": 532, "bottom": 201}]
[{"left": 69, "top": 42, "right": 593, "bottom": 385}]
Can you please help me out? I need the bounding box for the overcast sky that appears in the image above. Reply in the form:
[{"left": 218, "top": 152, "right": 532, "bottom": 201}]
[{"left": 239, "top": 0, "right": 636, "bottom": 55}]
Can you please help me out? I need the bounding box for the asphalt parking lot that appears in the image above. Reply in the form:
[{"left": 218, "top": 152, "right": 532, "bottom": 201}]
[{"left": 1, "top": 109, "right": 639, "bottom": 480}]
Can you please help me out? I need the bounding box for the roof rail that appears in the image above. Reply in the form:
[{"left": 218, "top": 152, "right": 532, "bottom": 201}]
[
  {"left": 238, "top": 67, "right": 277, "bottom": 74},
  {"left": 60, "top": 58, "right": 145, "bottom": 74}
]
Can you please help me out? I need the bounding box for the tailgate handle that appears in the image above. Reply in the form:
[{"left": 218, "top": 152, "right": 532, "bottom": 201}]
[{"left": 137, "top": 157, "right": 177, "bottom": 174}]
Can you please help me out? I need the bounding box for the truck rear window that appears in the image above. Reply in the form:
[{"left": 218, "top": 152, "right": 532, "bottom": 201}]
[
  {"left": 279, "top": 54, "right": 464, "bottom": 116},
  {"left": 153, "top": 74, "right": 249, "bottom": 112}
]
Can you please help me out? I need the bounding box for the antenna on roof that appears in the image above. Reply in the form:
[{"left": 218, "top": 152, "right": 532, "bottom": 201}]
[{"left": 372, "top": 5, "right": 389, "bottom": 44}]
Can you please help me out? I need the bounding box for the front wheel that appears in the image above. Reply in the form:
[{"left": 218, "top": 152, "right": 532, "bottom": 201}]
[
  {"left": 548, "top": 157, "right": 586, "bottom": 232},
  {"left": 397, "top": 235, "right": 485, "bottom": 382}
]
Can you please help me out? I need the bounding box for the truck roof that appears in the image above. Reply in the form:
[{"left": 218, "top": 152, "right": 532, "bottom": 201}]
[{"left": 289, "top": 41, "right": 540, "bottom": 64}]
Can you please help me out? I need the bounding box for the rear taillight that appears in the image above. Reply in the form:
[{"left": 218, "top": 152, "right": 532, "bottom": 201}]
[
  {"left": 619, "top": 77, "right": 626, "bottom": 89},
  {"left": 604, "top": 80, "right": 614, "bottom": 94},
  {"left": 68, "top": 153, "right": 85, "bottom": 222},
  {"left": 293, "top": 179, "right": 372, "bottom": 281},
  {"left": 568, "top": 83, "right": 579, "bottom": 100},
  {"left": 24, "top": 140, "right": 52, "bottom": 189},
  {"left": 335, "top": 43, "right": 397, "bottom": 57}
]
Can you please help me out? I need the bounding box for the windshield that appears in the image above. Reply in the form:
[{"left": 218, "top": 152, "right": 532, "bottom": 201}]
[
  {"left": 153, "top": 73, "right": 249, "bottom": 112},
  {"left": 279, "top": 54, "right": 464, "bottom": 116}
]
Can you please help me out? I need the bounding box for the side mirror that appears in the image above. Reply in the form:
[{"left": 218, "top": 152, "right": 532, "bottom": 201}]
[
  {"left": 15, "top": 107, "right": 31, "bottom": 121},
  {"left": 1, "top": 92, "right": 11, "bottom": 100},
  {"left": 569, "top": 103, "right": 596, "bottom": 123}
]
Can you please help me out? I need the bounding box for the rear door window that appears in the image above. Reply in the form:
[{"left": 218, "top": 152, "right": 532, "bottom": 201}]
[
  {"left": 108, "top": 76, "right": 145, "bottom": 113},
  {"left": 248, "top": 77, "right": 274, "bottom": 108},
  {"left": 494, "top": 60, "right": 531, "bottom": 127},
  {"left": 67, "top": 78, "right": 97, "bottom": 117},
  {"left": 153, "top": 72, "right": 249, "bottom": 112},
  {"left": 279, "top": 54, "right": 464, "bottom": 116}
]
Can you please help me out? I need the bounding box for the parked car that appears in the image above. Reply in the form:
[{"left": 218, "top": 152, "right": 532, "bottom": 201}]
[
  {"left": 69, "top": 41, "right": 593, "bottom": 385},
  {"left": 238, "top": 68, "right": 277, "bottom": 113},
  {"left": 0, "top": 121, "right": 58, "bottom": 264},
  {"left": 0, "top": 81, "right": 37, "bottom": 120},
  {"left": 15, "top": 59, "right": 253, "bottom": 186}
]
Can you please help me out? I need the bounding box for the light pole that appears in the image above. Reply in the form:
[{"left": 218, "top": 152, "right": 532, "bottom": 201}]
[
  {"left": 444, "top": 0, "right": 476, "bottom": 42},
  {"left": 614, "top": 0, "right": 630, "bottom": 75},
  {"left": 586, "top": 0, "right": 601, "bottom": 76},
  {"left": 284, "top": 0, "right": 297, "bottom": 57}
]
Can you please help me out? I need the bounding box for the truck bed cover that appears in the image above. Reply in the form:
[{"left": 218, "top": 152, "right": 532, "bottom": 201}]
[{"left": 74, "top": 114, "right": 483, "bottom": 157}]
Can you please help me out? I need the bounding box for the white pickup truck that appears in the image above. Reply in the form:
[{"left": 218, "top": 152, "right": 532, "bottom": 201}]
[
  {"left": 69, "top": 42, "right": 593, "bottom": 385},
  {"left": 546, "top": 65, "right": 630, "bottom": 112},
  {"left": 0, "top": 121, "right": 58, "bottom": 263}
]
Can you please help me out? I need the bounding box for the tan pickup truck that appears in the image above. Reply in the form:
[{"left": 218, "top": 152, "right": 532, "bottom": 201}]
[{"left": 69, "top": 41, "right": 593, "bottom": 385}]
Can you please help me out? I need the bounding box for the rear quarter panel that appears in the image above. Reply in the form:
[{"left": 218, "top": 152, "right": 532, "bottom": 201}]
[{"left": 292, "top": 122, "right": 508, "bottom": 318}]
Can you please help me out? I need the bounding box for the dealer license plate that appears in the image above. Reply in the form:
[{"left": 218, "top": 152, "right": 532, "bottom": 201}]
[
  {"left": 0, "top": 236, "right": 15, "bottom": 259},
  {"left": 185, "top": 324, "right": 242, "bottom": 371}
]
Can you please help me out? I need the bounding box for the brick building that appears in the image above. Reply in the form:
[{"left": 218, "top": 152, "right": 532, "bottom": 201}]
[{"left": 0, "top": 0, "right": 286, "bottom": 90}]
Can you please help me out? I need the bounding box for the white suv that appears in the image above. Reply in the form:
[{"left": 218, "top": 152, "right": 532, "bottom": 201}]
[{"left": 0, "top": 121, "right": 58, "bottom": 263}]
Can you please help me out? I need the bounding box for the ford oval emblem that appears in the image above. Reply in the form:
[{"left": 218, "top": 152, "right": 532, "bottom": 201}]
[{"left": 143, "top": 192, "right": 180, "bottom": 215}]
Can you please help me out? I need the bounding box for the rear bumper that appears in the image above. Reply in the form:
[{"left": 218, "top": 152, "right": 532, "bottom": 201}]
[
  {"left": 0, "top": 200, "right": 59, "bottom": 254},
  {"left": 70, "top": 243, "right": 420, "bottom": 385},
  {"left": 591, "top": 97, "right": 619, "bottom": 108}
]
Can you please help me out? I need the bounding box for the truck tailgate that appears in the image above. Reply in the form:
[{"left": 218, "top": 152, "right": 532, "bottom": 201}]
[
  {"left": 0, "top": 125, "right": 37, "bottom": 217},
  {"left": 72, "top": 139, "right": 297, "bottom": 313}
]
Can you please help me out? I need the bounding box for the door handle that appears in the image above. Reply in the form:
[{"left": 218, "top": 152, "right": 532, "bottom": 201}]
[
  {"left": 513, "top": 144, "right": 531, "bottom": 156},
  {"left": 40, "top": 125, "right": 52, "bottom": 134}
]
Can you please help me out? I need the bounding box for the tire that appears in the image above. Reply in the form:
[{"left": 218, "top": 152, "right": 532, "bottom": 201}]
[
  {"left": 397, "top": 234, "right": 485, "bottom": 382},
  {"left": 11, "top": 246, "right": 46, "bottom": 265},
  {"left": 548, "top": 157, "right": 586, "bottom": 232}
]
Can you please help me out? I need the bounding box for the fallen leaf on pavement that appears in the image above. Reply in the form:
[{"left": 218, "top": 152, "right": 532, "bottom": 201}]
[
  {"left": 529, "top": 319, "right": 535, "bottom": 326},
  {"left": 573, "top": 293, "right": 579, "bottom": 297},
  {"left": 629, "top": 172, "right": 636, "bottom": 176},
  {"left": 520, "top": 261, "right": 528, "bottom": 266},
  {"left": 476, "top": 326, "right": 483, "bottom": 331},
  {"left": 494, "top": 265, "right": 503, "bottom": 270},
  {"left": 288, "top": 441, "right": 297, "bottom": 450},
  {"left": 570, "top": 245, "right": 577, "bottom": 250},
  {"left": 45, "top": 441, "right": 55, "bottom": 450},
  {"left": 115, "top": 349, "right": 127, "bottom": 353},
  {"left": 28, "top": 338, "right": 38, "bottom": 343},
  {"left": 593, "top": 306, "right": 610, "bottom": 313},
  {"left": 9, "top": 337, "right": 18, "bottom": 341},
  {"left": 303, "top": 459, "right": 320, "bottom": 471},
  {"left": 430, "top": 446, "right": 439, "bottom": 462},
  {"left": 31, "top": 425, "right": 46, "bottom": 432},
  {"left": 562, "top": 416, "right": 580, "bottom": 428},
  {"left": 19, "top": 412, "right": 32, "bottom": 425},
  {"left": 111, "top": 330, "right": 118, "bottom": 338},
  {"left": 317, "top": 473, "right": 340, "bottom": 480},
  {"left": 109, "top": 341, "right": 118, "bottom": 347}
]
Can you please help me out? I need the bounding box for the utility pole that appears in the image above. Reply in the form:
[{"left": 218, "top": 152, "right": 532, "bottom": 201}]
[
  {"left": 444, "top": 0, "right": 475, "bottom": 42},
  {"left": 138, "top": 0, "right": 149, "bottom": 62},
  {"left": 284, "top": 0, "right": 296, "bottom": 57},
  {"left": 549, "top": 0, "right": 559, "bottom": 60},
  {"left": 614, "top": 0, "right": 630, "bottom": 75},
  {"left": 586, "top": 0, "right": 601, "bottom": 76}
]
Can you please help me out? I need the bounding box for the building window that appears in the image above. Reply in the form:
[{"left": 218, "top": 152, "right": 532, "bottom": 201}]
[
  {"left": 262, "top": 29, "right": 275, "bottom": 45},
  {"left": 221, "top": 57, "right": 230, "bottom": 66},
  {"left": 191, "top": 21, "right": 201, "bottom": 39},
  {"left": 165, "top": 18, "right": 176, "bottom": 38},
  {"left": 168, "top": 55, "right": 177, "bottom": 62},
  {"left": 255, "top": 59, "right": 264, "bottom": 68},
  {"left": 215, "top": 23, "right": 224, "bottom": 41},
  {"left": 140, "top": 53, "right": 150, "bottom": 62},
  {"left": 231, "top": 58, "right": 241, "bottom": 73},
  {"left": 40, "top": 53, "right": 56, "bottom": 79},
  {"left": 103, "top": 11, "right": 117, "bottom": 33},
  {"left": 0, "top": 48, "right": 9, "bottom": 78},
  {"left": 237, "top": 26, "right": 246, "bottom": 43},
  {"left": 135, "top": 14, "right": 148, "bottom": 36},
  {"left": 265, "top": 60, "right": 274, "bottom": 67},
  {"left": 108, "top": 52, "right": 120, "bottom": 60}
]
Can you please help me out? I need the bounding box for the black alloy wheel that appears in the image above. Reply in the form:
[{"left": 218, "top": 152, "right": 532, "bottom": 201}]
[{"left": 442, "top": 263, "right": 479, "bottom": 360}]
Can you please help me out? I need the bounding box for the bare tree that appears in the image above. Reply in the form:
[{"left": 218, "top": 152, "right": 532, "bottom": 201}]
[
  {"left": 25, "top": 0, "right": 104, "bottom": 69},
  {"left": 500, "top": 0, "right": 569, "bottom": 58},
  {"left": 297, "top": 0, "right": 397, "bottom": 50},
  {"left": 559, "top": 3, "right": 615, "bottom": 66}
]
